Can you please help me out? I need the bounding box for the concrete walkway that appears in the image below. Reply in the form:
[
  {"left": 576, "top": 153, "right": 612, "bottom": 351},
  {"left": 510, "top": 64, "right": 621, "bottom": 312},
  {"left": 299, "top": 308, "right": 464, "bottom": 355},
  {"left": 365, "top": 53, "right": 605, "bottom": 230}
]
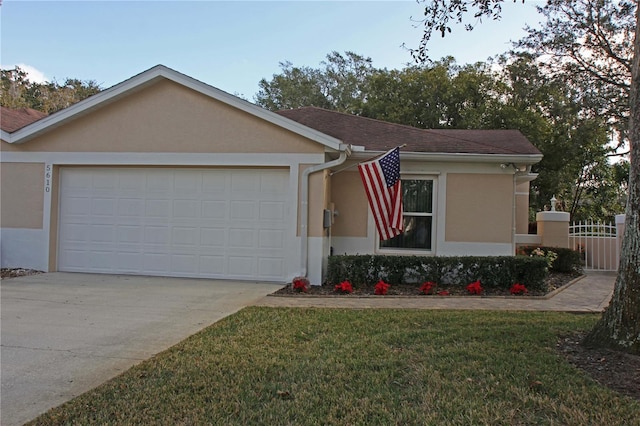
[{"left": 254, "top": 272, "right": 616, "bottom": 312}]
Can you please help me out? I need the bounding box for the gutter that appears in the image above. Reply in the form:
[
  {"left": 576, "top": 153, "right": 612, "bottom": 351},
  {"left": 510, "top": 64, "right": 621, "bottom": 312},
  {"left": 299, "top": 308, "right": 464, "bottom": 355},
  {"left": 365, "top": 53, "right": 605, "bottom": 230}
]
[
  {"left": 300, "top": 144, "right": 352, "bottom": 279},
  {"left": 351, "top": 151, "right": 543, "bottom": 165}
]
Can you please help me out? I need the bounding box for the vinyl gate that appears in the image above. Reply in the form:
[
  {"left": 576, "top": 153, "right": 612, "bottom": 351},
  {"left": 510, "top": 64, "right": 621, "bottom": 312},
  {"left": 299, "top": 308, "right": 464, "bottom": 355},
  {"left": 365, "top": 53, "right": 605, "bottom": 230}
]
[{"left": 569, "top": 221, "right": 620, "bottom": 271}]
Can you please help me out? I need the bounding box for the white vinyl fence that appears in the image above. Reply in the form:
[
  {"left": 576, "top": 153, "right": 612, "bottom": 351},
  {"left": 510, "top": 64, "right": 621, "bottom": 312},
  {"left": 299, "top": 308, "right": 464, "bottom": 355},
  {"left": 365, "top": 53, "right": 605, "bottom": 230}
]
[{"left": 569, "top": 220, "right": 620, "bottom": 271}]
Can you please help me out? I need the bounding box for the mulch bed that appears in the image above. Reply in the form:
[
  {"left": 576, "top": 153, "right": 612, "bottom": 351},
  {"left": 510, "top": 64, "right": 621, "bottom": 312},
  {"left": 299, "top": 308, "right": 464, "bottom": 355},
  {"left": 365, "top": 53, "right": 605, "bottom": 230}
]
[
  {"left": 557, "top": 332, "right": 640, "bottom": 402},
  {"left": 0, "top": 268, "right": 43, "bottom": 280},
  {"left": 273, "top": 272, "right": 582, "bottom": 297}
]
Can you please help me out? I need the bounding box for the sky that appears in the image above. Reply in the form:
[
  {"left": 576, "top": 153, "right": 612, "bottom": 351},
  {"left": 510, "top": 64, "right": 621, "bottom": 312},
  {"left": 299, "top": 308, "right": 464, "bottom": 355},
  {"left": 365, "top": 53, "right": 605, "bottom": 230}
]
[{"left": 1, "top": 0, "right": 545, "bottom": 101}]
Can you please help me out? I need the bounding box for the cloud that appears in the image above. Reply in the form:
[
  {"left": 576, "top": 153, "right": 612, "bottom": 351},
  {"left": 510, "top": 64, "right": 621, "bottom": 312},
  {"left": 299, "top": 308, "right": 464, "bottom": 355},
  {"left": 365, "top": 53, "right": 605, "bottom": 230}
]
[{"left": 1, "top": 63, "right": 49, "bottom": 83}]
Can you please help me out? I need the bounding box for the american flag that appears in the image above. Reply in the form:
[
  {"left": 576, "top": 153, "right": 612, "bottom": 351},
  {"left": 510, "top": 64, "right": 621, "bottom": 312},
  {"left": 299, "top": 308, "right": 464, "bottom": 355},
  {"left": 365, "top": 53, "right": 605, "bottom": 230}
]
[{"left": 358, "top": 147, "right": 403, "bottom": 241}]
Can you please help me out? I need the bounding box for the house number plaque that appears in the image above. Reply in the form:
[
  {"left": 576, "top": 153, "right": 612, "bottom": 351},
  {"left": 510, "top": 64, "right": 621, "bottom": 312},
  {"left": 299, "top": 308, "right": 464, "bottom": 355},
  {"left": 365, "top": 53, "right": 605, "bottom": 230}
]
[{"left": 45, "top": 164, "right": 52, "bottom": 193}]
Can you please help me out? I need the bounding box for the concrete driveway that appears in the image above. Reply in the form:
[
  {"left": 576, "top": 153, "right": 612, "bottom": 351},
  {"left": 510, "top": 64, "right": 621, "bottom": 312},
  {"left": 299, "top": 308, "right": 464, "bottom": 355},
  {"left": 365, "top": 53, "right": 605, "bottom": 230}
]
[{"left": 1, "top": 272, "right": 282, "bottom": 426}]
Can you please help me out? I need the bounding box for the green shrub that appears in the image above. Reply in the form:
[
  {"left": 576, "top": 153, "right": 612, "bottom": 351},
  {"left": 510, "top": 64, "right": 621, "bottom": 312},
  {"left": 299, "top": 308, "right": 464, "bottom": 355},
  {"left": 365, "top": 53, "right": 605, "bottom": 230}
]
[
  {"left": 517, "top": 246, "right": 582, "bottom": 273},
  {"left": 326, "top": 255, "right": 549, "bottom": 292}
]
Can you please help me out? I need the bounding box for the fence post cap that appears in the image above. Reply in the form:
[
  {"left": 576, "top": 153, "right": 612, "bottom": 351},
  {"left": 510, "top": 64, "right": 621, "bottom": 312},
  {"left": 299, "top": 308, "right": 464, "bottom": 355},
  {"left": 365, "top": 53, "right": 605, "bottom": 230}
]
[
  {"left": 615, "top": 214, "right": 626, "bottom": 224},
  {"left": 536, "top": 211, "right": 570, "bottom": 222}
]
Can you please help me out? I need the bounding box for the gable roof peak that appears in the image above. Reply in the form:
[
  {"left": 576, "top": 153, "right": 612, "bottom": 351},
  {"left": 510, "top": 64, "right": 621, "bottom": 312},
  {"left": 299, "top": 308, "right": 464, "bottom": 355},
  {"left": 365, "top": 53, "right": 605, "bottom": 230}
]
[{"left": 1, "top": 65, "right": 344, "bottom": 150}]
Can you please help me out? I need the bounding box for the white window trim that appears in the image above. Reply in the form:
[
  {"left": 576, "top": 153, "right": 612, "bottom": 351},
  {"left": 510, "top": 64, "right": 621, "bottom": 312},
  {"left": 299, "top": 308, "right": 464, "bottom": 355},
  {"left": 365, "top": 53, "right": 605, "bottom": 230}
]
[{"left": 376, "top": 175, "right": 438, "bottom": 255}]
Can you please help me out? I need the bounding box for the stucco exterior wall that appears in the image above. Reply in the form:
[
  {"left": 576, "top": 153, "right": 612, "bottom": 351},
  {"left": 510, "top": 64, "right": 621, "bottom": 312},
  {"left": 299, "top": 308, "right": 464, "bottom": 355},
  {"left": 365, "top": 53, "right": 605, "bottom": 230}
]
[
  {"left": 0, "top": 162, "right": 44, "bottom": 229},
  {"left": 445, "top": 173, "right": 512, "bottom": 244},
  {"left": 515, "top": 181, "right": 530, "bottom": 234},
  {"left": 298, "top": 164, "right": 328, "bottom": 238},
  {"left": 0, "top": 80, "right": 324, "bottom": 155},
  {"left": 330, "top": 171, "right": 368, "bottom": 238}
]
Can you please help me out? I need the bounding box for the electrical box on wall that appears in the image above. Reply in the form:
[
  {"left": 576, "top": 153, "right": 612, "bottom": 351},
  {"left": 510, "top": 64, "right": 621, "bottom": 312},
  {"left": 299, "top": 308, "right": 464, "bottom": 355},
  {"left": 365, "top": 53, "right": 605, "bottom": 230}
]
[{"left": 323, "top": 209, "right": 332, "bottom": 229}]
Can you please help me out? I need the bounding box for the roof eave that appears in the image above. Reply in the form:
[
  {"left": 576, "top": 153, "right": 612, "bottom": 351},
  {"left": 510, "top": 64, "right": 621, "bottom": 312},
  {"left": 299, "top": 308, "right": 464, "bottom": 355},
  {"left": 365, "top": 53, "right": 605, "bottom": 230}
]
[
  {"left": 3, "top": 65, "right": 344, "bottom": 150},
  {"left": 351, "top": 151, "right": 543, "bottom": 164}
]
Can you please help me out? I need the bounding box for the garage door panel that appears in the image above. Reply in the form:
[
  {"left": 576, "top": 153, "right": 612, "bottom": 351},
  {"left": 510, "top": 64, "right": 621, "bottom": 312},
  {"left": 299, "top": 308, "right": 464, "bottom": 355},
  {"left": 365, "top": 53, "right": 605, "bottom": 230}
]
[
  {"left": 172, "top": 227, "right": 199, "bottom": 246},
  {"left": 88, "top": 225, "right": 116, "bottom": 242},
  {"left": 228, "top": 256, "right": 256, "bottom": 276},
  {"left": 200, "top": 228, "right": 227, "bottom": 247},
  {"left": 201, "top": 201, "right": 227, "bottom": 219},
  {"left": 173, "top": 200, "right": 199, "bottom": 218},
  {"left": 115, "top": 252, "right": 143, "bottom": 272},
  {"left": 230, "top": 201, "right": 256, "bottom": 220},
  {"left": 91, "top": 198, "right": 117, "bottom": 216},
  {"left": 170, "top": 254, "right": 199, "bottom": 273},
  {"left": 117, "top": 225, "right": 143, "bottom": 243},
  {"left": 228, "top": 228, "right": 256, "bottom": 248},
  {"left": 63, "top": 197, "right": 91, "bottom": 216},
  {"left": 143, "top": 253, "right": 171, "bottom": 273},
  {"left": 174, "top": 170, "right": 202, "bottom": 193},
  {"left": 118, "top": 198, "right": 144, "bottom": 216},
  {"left": 199, "top": 255, "right": 225, "bottom": 274},
  {"left": 59, "top": 167, "right": 289, "bottom": 281},
  {"left": 230, "top": 173, "right": 259, "bottom": 193},
  {"left": 259, "top": 229, "right": 284, "bottom": 249},
  {"left": 145, "top": 200, "right": 172, "bottom": 218},
  {"left": 87, "top": 251, "right": 116, "bottom": 271},
  {"left": 259, "top": 257, "right": 285, "bottom": 278},
  {"left": 259, "top": 201, "right": 285, "bottom": 220}
]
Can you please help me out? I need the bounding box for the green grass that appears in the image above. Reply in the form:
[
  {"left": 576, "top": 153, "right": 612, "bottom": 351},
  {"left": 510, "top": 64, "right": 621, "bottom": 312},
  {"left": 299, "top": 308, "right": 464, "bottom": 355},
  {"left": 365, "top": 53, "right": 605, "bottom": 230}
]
[{"left": 30, "top": 309, "right": 640, "bottom": 425}]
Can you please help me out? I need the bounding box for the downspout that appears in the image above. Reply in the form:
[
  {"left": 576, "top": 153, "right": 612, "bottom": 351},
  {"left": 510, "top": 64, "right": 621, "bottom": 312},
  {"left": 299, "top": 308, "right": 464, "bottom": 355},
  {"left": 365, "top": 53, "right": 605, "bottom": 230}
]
[
  {"left": 512, "top": 170, "right": 517, "bottom": 254},
  {"left": 300, "top": 144, "right": 352, "bottom": 278}
]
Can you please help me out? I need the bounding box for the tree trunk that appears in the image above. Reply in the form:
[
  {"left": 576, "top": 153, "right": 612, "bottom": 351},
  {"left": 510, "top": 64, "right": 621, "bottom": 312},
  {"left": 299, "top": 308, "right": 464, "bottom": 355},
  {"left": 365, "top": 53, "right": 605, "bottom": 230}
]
[{"left": 583, "top": 5, "right": 640, "bottom": 355}]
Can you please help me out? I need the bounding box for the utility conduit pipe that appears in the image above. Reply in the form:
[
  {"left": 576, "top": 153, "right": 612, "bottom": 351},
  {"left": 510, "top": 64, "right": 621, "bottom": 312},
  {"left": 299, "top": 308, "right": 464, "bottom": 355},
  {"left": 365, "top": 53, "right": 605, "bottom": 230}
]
[{"left": 300, "top": 144, "right": 352, "bottom": 279}]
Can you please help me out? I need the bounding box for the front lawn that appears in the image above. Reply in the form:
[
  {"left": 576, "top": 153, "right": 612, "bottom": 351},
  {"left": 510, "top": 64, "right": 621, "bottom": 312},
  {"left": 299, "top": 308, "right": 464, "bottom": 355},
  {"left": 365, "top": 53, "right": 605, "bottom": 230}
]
[{"left": 30, "top": 309, "right": 639, "bottom": 425}]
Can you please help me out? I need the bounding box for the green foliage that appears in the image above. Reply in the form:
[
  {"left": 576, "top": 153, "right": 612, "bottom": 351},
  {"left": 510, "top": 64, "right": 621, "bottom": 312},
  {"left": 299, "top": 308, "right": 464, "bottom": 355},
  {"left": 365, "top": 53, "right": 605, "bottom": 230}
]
[
  {"left": 1, "top": 66, "right": 101, "bottom": 114},
  {"left": 326, "top": 255, "right": 549, "bottom": 292},
  {"left": 518, "top": 246, "right": 583, "bottom": 274},
  {"left": 254, "top": 51, "right": 374, "bottom": 114}
]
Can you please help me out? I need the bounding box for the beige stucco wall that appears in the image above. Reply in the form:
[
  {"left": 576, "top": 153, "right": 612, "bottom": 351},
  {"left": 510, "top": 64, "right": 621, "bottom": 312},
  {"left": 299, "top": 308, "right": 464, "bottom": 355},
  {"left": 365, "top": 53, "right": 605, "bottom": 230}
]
[
  {"left": 1, "top": 79, "right": 324, "bottom": 154},
  {"left": 330, "top": 171, "right": 368, "bottom": 238},
  {"left": 445, "top": 173, "right": 512, "bottom": 243},
  {"left": 515, "top": 181, "right": 530, "bottom": 234},
  {"left": 536, "top": 211, "right": 570, "bottom": 248},
  {"left": 298, "top": 164, "right": 328, "bottom": 238},
  {"left": 0, "top": 162, "right": 44, "bottom": 228}
]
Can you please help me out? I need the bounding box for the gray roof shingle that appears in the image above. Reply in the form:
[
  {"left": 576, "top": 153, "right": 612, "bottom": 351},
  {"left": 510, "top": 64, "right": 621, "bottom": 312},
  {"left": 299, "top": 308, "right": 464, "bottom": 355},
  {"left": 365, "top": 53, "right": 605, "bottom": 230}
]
[
  {"left": 1, "top": 107, "right": 48, "bottom": 133},
  {"left": 276, "top": 106, "right": 541, "bottom": 156}
]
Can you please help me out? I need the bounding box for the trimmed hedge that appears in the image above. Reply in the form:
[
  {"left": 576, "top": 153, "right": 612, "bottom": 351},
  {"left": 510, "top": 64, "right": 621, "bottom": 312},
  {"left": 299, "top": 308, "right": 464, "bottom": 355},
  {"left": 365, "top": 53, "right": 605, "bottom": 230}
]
[
  {"left": 326, "top": 255, "right": 549, "bottom": 292},
  {"left": 517, "top": 246, "right": 583, "bottom": 273}
]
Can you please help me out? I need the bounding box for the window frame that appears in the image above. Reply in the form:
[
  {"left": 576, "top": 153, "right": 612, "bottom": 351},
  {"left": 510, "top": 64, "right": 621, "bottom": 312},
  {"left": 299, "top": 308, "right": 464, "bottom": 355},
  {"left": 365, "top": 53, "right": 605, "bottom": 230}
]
[{"left": 376, "top": 174, "right": 437, "bottom": 255}]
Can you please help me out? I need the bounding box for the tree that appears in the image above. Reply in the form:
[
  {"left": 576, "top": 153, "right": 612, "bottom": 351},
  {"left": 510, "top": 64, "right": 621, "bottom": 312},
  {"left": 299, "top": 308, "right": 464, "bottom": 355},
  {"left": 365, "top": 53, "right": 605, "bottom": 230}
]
[
  {"left": 412, "top": 0, "right": 639, "bottom": 355},
  {"left": 516, "top": 0, "right": 635, "bottom": 156},
  {"left": 1, "top": 67, "right": 101, "bottom": 114},
  {"left": 255, "top": 51, "right": 375, "bottom": 114}
]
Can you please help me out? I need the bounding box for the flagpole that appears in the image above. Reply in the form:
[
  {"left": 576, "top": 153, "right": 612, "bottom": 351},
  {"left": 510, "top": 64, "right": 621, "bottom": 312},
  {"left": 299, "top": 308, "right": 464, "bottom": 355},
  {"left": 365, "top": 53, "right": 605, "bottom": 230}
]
[{"left": 329, "top": 144, "right": 406, "bottom": 176}]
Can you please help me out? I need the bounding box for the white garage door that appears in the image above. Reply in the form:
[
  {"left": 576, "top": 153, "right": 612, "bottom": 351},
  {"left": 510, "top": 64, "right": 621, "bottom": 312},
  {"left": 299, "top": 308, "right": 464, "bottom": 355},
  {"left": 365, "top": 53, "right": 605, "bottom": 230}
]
[{"left": 58, "top": 167, "right": 289, "bottom": 281}]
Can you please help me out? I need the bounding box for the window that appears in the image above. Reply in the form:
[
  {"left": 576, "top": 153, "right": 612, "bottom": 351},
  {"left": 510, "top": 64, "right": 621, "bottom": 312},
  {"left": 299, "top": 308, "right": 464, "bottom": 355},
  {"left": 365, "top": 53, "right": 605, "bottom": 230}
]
[{"left": 380, "top": 178, "right": 434, "bottom": 251}]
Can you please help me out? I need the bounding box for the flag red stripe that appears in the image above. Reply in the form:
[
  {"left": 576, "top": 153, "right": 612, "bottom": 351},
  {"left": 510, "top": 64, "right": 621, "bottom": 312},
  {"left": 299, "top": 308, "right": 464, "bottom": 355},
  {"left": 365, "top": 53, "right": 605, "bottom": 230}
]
[{"left": 358, "top": 149, "right": 403, "bottom": 241}]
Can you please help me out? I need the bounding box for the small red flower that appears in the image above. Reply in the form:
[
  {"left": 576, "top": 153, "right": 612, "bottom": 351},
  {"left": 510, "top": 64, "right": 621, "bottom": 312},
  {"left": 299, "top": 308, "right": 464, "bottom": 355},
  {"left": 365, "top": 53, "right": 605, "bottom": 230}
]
[
  {"left": 420, "top": 281, "right": 436, "bottom": 295},
  {"left": 292, "top": 277, "right": 309, "bottom": 293},
  {"left": 466, "top": 280, "right": 483, "bottom": 295},
  {"left": 437, "top": 290, "right": 450, "bottom": 296},
  {"left": 374, "top": 280, "right": 390, "bottom": 295},
  {"left": 334, "top": 280, "right": 353, "bottom": 294},
  {"left": 510, "top": 283, "right": 528, "bottom": 295}
]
